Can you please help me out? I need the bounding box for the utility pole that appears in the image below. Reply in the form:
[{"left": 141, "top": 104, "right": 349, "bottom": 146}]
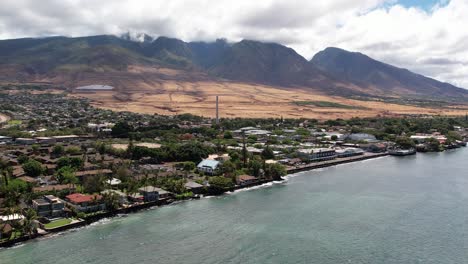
[{"left": 216, "top": 95, "right": 219, "bottom": 125}]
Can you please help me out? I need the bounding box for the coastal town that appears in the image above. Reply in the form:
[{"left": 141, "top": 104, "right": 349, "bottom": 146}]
[{"left": 1, "top": 88, "right": 468, "bottom": 247}]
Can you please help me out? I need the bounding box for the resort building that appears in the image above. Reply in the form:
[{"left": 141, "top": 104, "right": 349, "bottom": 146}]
[
  {"left": 336, "top": 148, "right": 365, "bottom": 158},
  {"left": 297, "top": 148, "right": 337, "bottom": 162}
]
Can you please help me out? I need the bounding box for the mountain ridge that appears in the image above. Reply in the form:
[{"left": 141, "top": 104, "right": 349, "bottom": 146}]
[{"left": 0, "top": 34, "right": 466, "bottom": 100}]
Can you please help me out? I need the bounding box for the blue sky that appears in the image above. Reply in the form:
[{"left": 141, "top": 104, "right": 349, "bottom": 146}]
[{"left": 397, "top": 0, "right": 448, "bottom": 11}]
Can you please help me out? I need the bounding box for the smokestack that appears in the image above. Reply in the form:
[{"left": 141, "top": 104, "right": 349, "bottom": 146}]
[{"left": 216, "top": 95, "right": 219, "bottom": 125}]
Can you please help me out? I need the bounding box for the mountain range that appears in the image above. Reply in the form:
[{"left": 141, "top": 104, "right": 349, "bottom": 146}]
[{"left": 0, "top": 34, "right": 466, "bottom": 100}]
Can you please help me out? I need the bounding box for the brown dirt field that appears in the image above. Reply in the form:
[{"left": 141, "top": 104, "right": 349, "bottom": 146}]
[
  {"left": 70, "top": 79, "right": 468, "bottom": 119},
  {"left": 7, "top": 65, "right": 466, "bottom": 120}
]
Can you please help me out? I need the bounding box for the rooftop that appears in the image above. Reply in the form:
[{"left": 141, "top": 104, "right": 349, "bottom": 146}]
[{"left": 66, "top": 193, "right": 102, "bottom": 204}]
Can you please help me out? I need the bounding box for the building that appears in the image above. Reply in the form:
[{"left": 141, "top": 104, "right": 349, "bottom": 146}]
[
  {"left": 75, "top": 169, "right": 113, "bottom": 181},
  {"left": 65, "top": 193, "right": 105, "bottom": 213},
  {"left": 297, "top": 148, "right": 337, "bottom": 162},
  {"left": 138, "top": 186, "right": 171, "bottom": 202},
  {"left": 336, "top": 148, "right": 365, "bottom": 158},
  {"left": 236, "top": 175, "right": 258, "bottom": 186},
  {"left": 347, "top": 133, "right": 377, "bottom": 142},
  {"left": 410, "top": 134, "right": 447, "bottom": 144},
  {"left": 52, "top": 135, "right": 80, "bottom": 143},
  {"left": 35, "top": 137, "right": 56, "bottom": 145},
  {"left": 197, "top": 159, "right": 220, "bottom": 175},
  {"left": 15, "top": 138, "right": 36, "bottom": 145},
  {"left": 32, "top": 195, "right": 65, "bottom": 218},
  {"left": 184, "top": 181, "right": 204, "bottom": 194},
  {"left": 0, "top": 136, "right": 12, "bottom": 144}
]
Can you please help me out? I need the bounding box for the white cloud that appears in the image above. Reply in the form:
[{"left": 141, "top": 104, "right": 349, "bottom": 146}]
[{"left": 0, "top": 0, "right": 466, "bottom": 88}]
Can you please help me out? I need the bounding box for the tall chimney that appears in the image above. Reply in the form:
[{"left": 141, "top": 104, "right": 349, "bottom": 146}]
[{"left": 216, "top": 95, "right": 219, "bottom": 125}]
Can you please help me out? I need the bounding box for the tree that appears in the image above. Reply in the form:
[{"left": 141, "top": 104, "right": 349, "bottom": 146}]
[
  {"left": 0, "top": 157, "right": 10, "bottom": 187},
  {"left": 55, "top": 166, "right": 78, "bottom": 193},
  {"left": 261, "top": 146, "right": 275, "bottom": 160},
  {"left": 395, "top": 136, "right": 415, "bottom": 149},
  {"left": 21, "top": 208, "right": 38, "bottom": 238},
  {"left": 52, "top": 144, "right": 65, "bottom": 156},
  {"left": 265, "top": 163, "right": 286, "bottom": 181},
  {"left": 223, "top": 131, "right": 233, "bottom": 139},
  {"left": 65, "top": 146, "right": 81, "bottom": 155},
  {"left": 57, "top": 157, "right": 83, "bottom": 170},
  {"left": 83, "top": 175, "right": 105, "bottom": 193},
  {"left": 22, "top": 159, "right": 43, "bottom": 177},
  {"left": 17, "top": 155, "right": 29, "bottom": 164},
  {"left": 31, "top": 144, "right": 40, "bottom": 154},
  {"left": 221, "top": 160, "right": 236, "bottom": 176},
  {"left": 248, "top": 159, "right": 262, "bottom": 177},
  {"left": 208, "top": 176, "right": 234, "bottom": 194},
  {"left": 111, "top": 121, "right": 133, "bottom": 138},
  {"left": 102, "top": 192, "right": 120, "bottom": 212}
]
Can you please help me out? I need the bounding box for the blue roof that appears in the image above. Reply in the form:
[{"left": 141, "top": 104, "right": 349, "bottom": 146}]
[{"left": 197, "top": 159, "right": 220, "bottom": 169}]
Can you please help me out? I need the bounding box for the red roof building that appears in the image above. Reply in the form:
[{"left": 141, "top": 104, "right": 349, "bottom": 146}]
[{"left": 66, "top": 193, "right": 102, "bottom": 205}]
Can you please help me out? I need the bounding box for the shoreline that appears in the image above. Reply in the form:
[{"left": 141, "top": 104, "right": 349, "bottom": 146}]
[{"left": 1, "top": 152, "right": 389, "bottom": 248}]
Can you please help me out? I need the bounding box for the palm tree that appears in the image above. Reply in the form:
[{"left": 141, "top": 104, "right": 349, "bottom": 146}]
[
  {"left": 0, "top": 157, "right": 10, "bottom": 187},
  {"left": 21, "top": 208, "right": 38, "bottom": 238},
  {"left": 102, "top": 192, "right": 120, "bottom": 212}
]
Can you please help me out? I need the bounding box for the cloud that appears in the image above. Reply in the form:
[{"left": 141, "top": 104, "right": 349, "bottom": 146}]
[{"left": 0, "top": 0, "right": 466, "bottom": 88}]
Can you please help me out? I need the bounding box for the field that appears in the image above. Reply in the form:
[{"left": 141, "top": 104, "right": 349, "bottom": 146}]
[
  {"left": 69, "top": 78, "right": 468, "bottom": 119},
  {"left": 4, "top": 65, "right": 468, "bottom": 120}
]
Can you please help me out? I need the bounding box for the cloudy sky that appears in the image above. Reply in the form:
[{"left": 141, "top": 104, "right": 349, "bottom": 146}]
[{"left": 1, "top": 0, "right": 467, "bottom": 88}]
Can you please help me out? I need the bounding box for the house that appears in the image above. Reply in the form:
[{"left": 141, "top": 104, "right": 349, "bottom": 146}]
[
  {"left": 138, "top": 186, "right": 171, "bottom": 202},
  {"left": 297, "top": 148, "right": 337, "bottom": 162},
  {"left": 32, "top": 195, "right": 65, "bottom": 218},
  {"left": 197, "top": 159, "right": 220, "bottom": 175},
  {"left": 33, "top": 184, "right": 76, "bottom": 193},
  {"left": 184, "top": 181, "right": 204, "bottom": 194},
  {"left": 75, "top": 169, "right": 113, "bottom": 181},
  {"left": 65, "top": 193, "right": 105, "bottom": 213},
  {"left": 237, "top": 175, "right": 258, "bottom": 186}
]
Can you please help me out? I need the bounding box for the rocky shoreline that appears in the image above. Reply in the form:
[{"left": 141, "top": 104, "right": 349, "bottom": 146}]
[{"left": 1, "top": 153, "right": 390, "bottom": 248}]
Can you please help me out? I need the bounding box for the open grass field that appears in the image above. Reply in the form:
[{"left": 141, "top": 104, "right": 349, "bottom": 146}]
[{"left": 44, "top": 218, "right": 73, "bottom": 229}]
